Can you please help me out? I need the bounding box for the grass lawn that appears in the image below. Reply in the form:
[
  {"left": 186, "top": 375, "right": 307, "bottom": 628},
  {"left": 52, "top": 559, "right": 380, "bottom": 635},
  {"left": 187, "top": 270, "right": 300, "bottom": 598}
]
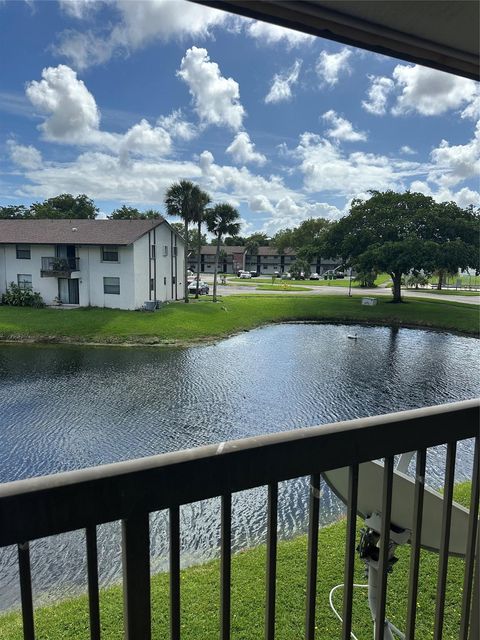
[
  {"left": 227, "top": 273, "right": 392, "bottom": 288},
  {"left": 256, "top": 284, "right": 312, "bottom": 291},
  {"left": 0, "top": 295, "right": 478, "bottom": 345},
  {"left": 0, "top": 483, "right": 472, "bottom": 639}
]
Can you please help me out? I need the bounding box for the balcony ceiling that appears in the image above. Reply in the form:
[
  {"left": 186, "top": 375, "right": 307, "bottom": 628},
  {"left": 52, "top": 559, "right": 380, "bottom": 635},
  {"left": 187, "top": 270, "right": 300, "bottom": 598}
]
[{"left": 194, "top": 1, "right": 479, "bottom": 80}]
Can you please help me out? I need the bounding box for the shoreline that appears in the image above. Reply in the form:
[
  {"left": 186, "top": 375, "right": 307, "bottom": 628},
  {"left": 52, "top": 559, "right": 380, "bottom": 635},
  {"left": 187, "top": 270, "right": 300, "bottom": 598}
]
[
  {"left": 0, "top": 295, "right": 478, "bottom": 349},
  {"left": 0, "top": 315, "right": 478, "bottom": 349}
]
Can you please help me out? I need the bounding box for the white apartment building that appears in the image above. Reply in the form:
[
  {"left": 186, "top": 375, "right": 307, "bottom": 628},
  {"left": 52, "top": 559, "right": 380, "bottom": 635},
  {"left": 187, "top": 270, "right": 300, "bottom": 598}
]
[{"left": 0, "top": 219, "right": 185, "bottom": 310}]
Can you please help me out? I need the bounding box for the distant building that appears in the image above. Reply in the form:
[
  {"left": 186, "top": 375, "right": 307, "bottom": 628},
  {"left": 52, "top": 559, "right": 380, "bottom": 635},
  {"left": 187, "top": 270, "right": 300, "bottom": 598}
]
[
  {"left": 189, "top": 245, "right": 342, "bottom": 275},
  {"left": 0, "top": 219, "right": 185, "bottom": 309}
]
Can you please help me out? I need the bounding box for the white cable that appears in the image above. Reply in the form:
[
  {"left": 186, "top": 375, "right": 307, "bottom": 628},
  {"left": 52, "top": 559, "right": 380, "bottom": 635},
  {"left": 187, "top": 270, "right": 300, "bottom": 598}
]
[
  {"left": 328, "top": 582, "right": 368, "bottom": 640},
  {"left": 329, "top": 583, "right": 405, "bottom": 640}
]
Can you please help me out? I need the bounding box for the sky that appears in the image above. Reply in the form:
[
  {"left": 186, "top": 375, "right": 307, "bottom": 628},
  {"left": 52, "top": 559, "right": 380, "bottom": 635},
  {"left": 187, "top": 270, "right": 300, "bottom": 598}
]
[{"left": 0, "top": 0, "right": 478, "bottom": 235}]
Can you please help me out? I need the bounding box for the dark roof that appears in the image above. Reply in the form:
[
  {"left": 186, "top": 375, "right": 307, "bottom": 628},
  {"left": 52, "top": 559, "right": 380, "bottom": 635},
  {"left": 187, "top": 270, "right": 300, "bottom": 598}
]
[
  {"left": 0, "top": 218, "right": 167, "bottom": 245},
  {"left": 199, "top": 245, "right": 246, "bottom": 255}
]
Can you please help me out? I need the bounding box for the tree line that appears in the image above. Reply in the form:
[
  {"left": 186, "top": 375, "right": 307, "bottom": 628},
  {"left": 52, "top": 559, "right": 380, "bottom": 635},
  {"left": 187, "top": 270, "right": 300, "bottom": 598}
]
[{"left": 2, "top": 189, "right": 478, "bottom": 304}]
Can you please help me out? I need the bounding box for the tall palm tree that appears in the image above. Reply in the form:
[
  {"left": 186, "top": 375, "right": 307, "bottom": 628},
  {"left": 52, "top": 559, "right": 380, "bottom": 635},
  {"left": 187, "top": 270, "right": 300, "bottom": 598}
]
[
  {"left": 191, "top": 188, "right": 211, "bottom": 298},
  {"left": 205, "top": 204, "right": 241, "bottom": 302},
  {"left": 164, "top": 180, "right": 197, "bottom": 303}
]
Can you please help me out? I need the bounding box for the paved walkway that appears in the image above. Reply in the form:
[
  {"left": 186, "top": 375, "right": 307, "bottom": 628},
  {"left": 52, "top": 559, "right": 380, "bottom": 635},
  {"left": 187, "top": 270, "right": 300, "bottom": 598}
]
[{"left": 202, "top": 278, "right": 480, "bottom": 305}]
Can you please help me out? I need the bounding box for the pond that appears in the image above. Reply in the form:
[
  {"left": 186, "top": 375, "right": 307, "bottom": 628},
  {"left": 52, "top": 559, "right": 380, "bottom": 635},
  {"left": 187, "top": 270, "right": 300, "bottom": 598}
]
[{"left": 0, "top": 323, "right": 479, "bottom": 610}]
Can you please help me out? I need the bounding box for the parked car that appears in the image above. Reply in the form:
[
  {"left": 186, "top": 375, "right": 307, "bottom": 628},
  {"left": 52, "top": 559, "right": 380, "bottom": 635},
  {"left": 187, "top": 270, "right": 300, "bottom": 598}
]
[
  {"left": 250, "top": 271, "right": 259, "bottom": 278},
  {"left": 188, "top": 280, "right": 209, "bottom": 295},
  {"left": 281, "top": 272, "right": 292, "bottom": 280},
  {"left": 239, "top": 271, "right": 252, "bottom": 279},
  {"left": 309, "top": 272, "right": 320, "bottom": 280}
]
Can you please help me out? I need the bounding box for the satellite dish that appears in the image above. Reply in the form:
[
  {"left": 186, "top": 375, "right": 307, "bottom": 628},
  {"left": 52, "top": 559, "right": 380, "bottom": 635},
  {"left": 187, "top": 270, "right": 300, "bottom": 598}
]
[{"left": 322, "top": 460, "right": 470, "bottom": 557}]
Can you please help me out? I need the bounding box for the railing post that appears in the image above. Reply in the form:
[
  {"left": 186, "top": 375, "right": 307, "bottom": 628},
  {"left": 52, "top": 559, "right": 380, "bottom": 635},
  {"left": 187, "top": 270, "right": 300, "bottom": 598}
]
[
  {"left": 342, "top": 464, "right": 359, "bottom": 640},
  {"left": 305, "top": 474, "right": 320, "bottom": 640},
  {"left": 265, "top": 482, "right": 278, "bottom": 640},
  {"left": 122, "top": 513, "right": 151, "bottom": 640},
  {"left": 18, "top": 541, "right": 35, "bottom": 640}
]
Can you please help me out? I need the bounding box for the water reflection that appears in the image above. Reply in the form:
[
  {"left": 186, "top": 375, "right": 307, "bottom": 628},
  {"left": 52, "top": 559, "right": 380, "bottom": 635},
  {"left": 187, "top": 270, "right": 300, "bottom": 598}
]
[{"left": 0, "top": 324, "right": 478, "bottom": 610}]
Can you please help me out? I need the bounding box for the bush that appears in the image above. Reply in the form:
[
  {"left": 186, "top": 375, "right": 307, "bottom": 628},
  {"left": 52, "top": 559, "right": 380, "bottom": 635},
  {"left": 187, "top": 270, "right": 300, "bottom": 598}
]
[{"left": 1, "top": 282, "right": 45, "bottom": 308}]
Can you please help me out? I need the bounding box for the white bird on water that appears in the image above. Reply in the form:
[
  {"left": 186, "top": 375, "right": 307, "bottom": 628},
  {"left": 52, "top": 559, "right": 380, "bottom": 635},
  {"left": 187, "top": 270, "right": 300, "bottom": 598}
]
[{"left": 347, "top": 332, "right": 358, "bottom": 340}]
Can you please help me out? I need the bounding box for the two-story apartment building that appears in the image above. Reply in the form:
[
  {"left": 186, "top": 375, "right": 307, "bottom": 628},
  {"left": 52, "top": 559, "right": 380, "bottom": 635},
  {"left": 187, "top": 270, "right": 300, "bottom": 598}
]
[
  {"left": 188, "top": 245, "right": 343, "bottom": 275},
  {"left": 0, "top": 219, "right": 184, "bottom": 310}
]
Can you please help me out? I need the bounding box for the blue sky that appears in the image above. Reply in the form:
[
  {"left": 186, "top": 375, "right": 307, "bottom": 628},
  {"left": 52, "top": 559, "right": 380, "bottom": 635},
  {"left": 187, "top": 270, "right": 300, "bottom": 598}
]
[{"left": 0, "top": 0, "right": 478, "bottom": 234}]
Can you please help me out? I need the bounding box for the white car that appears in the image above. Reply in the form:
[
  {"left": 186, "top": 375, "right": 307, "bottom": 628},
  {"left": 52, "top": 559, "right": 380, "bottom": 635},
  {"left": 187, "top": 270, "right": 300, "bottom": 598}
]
[
  {"left": 239, "top": 271, "right": 252, "bottom": 279},
  {"left": 309, "top": 272, "right": 320, "bottom": 280}
]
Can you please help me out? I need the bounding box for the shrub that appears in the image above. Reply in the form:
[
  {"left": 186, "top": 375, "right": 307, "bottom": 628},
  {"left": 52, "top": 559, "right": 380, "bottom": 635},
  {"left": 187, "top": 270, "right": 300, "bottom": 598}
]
[{"left": 1, "top": 282, "right": 45, "bottom": 307}]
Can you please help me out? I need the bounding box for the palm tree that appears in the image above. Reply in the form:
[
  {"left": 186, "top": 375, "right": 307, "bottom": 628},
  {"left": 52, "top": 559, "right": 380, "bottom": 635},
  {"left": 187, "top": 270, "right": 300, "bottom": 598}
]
[
  {"left": 191, "top": 188, "right": 211, "bottom": 298},
  {"left": 164, "top": 180, "right": 197, "bottom": 303},
  {"left": 205, "top": 204, "right": 241, "bottom": 302}
]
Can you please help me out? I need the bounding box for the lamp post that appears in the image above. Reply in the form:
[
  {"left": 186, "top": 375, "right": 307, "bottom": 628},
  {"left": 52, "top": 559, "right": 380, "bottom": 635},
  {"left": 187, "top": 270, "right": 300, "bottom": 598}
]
[{"left": 348, "top": 268, "right": 353, "bottom": 297}]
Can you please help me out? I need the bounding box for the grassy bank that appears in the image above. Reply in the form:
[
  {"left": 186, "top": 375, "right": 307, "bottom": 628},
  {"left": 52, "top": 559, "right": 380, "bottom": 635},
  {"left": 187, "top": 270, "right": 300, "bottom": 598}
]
[
  {"left": 0, "top": 295, "right": 478, "bottom": 345},
  {"left": 0, "top": 483, "right": 471, "bottom": 639}
]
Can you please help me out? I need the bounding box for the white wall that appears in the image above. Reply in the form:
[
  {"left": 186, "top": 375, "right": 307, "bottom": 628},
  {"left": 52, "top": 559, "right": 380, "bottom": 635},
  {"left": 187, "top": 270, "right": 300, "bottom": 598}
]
[
  {"left": 79, "top": 245, "right": 135, "bottom": 309},
  {"left": 0, "top": 224, "right": 184, "bottom": 309},
  {"left": 1, "top": 244, "right": 60, "bottom": 304}
]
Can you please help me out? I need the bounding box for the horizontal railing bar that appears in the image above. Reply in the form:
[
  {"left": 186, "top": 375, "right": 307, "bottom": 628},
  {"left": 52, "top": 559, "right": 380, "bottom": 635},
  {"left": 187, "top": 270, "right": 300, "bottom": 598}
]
[{"left": 0, "top": 400, "right": 478, "bottom": 546}]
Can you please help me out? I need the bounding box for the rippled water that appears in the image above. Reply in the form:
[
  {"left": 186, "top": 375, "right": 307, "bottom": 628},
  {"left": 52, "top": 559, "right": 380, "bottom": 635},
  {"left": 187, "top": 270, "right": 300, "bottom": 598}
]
[{"left": 0, "top": 324, "right": 479, "bottom": 611}]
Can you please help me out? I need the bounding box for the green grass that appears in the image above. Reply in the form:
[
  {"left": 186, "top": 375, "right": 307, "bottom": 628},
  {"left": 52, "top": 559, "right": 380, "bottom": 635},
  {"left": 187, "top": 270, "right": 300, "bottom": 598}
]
[
  {"left": 228, "top": 273, "right": 392, "bottom": 288},
  {"left": 0, "top": 295, "right": 478, "bottom": 345},
  {"left": 0, "top": 482, "right": 472, "bottom": 639}
]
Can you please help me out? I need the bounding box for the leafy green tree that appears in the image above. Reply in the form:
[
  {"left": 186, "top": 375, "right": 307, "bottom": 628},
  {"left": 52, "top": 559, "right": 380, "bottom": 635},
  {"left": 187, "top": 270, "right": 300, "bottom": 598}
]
[
  {"left": 0, "top": 205, "right": 30, "bottom": 218},
  {"left": 272, "top": 219, "right": 331, "bottom": 264},
  {"left": 110, "top": 206, "right": 162, "bottom": 219},
  {"left": 165, "top": 180, "right": 199, "bottom": 303},
  {"left": 354, "top": 269, "right": 377, "bottom": 288},
  {"left": 191, "top": 188, "right": 211, "bottom": 298},
  {"left": 224, "top": 235, "right": 245, "bottom": 246},
  {"left": 110, "top": 205, "right": 142, "bottom": 219},
  {"left": 245, "top": 232, "right": 270, "bottom": 246},
  {"left": 324, "top": 190, "right": 479, "bottom": 302},
  {"left": 289, "top": 259, "right": 310, "bottom": 280},
  {"left": 30, "top": 194, "right": 98, "bottom": 219},
  {"left": 205, "top": 204, "right": 241, "bottom": 302}
]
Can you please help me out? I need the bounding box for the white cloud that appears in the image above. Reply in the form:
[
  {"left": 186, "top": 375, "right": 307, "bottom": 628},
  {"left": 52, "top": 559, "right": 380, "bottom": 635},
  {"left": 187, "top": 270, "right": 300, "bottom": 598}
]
[
  {"left": 226, "top": 132, "right": 266, "bottom": 166},
  {"left": 14, "top": 151, "right": 202, "bottom": 203},
  {"left": 427, "top": 121, "right": 480, "bottom": 188},
  {"left": 316, "top": 48, "right": 352, "bottom": 87},
  {"left": 246, "top": 21, "right": 314, "bottom": 47},
  {"left": 362, "top": 75, "right": 394, "bottom": 115},
  {"left": 26, "top": 65, "right": 101, "bottom": 143},
  {"left": 293, "top": 132, "right": 424, "bottom": 196},
  {"left": 24, "top": 64, "right": 173, "bottom": 160},
  {"left": 461, "top": 93, "right": 480, "bottom": 120},
  {"left": 177, "top": 47, "right": 245, "bottom": 131},
  {"left": 56, "top": 0, "right": 228, "bottom": 70},
  {"left": 58, "top": 0, "right": 99, "bottom": 19},
  {"left": 157, "top": 109, "right": 197, "bottom": 141},
  {"left": 119, "top": 119, "right": 171, "bottom": 162},
  {"left": 7, "top": 141, "right": 42, "bottom": 169},
  {"left": 249, "top": 194, "right": 274, "bottom": 213},
  {"left": 392, "top": 65, "right": 478, "bottom": 116},
  {"left": 410, "top": 180, "right": 480, "bottom": 209},
  {"left": 400, "top": 145, "right": 416, "bottom": 155},
  {"left": 322, "top": 110, "right": 366, "bottom": 142},
  {"left": 265, "top": 60, "right": 302, "bottom": 104}
]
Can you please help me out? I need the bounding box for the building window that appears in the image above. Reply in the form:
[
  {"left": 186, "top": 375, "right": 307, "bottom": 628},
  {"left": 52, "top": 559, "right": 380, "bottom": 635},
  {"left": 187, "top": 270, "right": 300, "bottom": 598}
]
[
  {"left": 102, "top": 246, "right": 119, "bottom": 262},
  {"left": 103, "top": 277, "right": 120, "bottom": 295},
  {"left": 151, "top": 245, "right": 156, "bottom": 259},
  {"left": 163, "top": 277, "right": 167, "bottom": 285},
  {"left": 16, "top": 244, "right": 31, "bottom": 260},
  {"left": 17, "top": 274, "right": 32, "bottom": 290},
  {"left": 163, "top": 245, "right": 168, "bottom": 256}
]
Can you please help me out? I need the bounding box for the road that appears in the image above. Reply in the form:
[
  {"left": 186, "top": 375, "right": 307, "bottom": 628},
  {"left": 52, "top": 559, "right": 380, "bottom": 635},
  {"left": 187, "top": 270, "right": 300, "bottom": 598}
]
[{"left": 200, "top": 277, "right": 480, "bottom": 305}]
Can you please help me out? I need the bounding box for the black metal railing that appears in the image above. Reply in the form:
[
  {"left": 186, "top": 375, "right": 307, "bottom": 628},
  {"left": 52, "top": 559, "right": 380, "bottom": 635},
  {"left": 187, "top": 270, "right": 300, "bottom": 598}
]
[
  {"left": 0, "top": 399, "right": 478, "bottom": 640},
  {"left": 41, "top": 257, "right": 80, "bottom": 274}
]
